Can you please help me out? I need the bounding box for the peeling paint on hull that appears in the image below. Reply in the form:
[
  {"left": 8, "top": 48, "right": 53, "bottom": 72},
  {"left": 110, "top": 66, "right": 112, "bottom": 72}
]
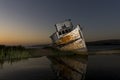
[
  {"left": 56, "top": 27, "right": 87, "bottom": 52},
  {"left": 60, "top": 39, "right": 86, "bottom": 51},
  {"left": 56, "top": 27, "right": 80, "bottom": 45}
]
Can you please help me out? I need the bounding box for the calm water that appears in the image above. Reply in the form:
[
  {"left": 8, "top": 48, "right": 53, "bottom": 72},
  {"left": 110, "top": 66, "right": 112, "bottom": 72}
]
[
  {"left": 85, "top": 45, "right": 120, "bottom": 80},
  {"left": 0, "top": 45, "right": 120, "bottom": 80},
  {"left": 85, "top": 55, "right": 120, "bottom": 80},
  {"left": 0, "top": 56, "right": 56, "bottom": 80}
]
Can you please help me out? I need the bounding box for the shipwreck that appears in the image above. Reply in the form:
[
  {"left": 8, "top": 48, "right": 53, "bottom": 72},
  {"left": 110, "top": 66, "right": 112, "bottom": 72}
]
[{"left": 50, "top": 19, "right": 87, "bottom": 52}]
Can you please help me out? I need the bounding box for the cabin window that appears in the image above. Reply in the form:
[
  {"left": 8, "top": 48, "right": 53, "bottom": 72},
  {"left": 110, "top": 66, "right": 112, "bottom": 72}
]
[
  {"left": 65, "top": 30, "right": 68, "bottom": 33},
  {"left": 62, "top": 31, "right": 65, "bottom": 34},
  {"left": 68, "top": 29, "right": 71, "bottom": 32},
  {"left": 59, "top": 32, "right": 62, "bottom": 35}
]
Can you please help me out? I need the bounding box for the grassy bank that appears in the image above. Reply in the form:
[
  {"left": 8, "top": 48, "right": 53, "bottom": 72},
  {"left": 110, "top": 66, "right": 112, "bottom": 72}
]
[{"left": 0, "top": 45, "right": 31, "bottom": 65}]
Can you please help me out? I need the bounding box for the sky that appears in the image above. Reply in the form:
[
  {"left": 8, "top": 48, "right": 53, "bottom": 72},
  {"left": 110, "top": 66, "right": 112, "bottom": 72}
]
[{"left": 0, "top": 0, "right": 120, "bottom": 45}]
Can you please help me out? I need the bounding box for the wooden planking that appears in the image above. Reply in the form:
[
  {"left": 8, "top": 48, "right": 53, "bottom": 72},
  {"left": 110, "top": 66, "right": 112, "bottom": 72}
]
[{"left": 56, "top": 27, "right": 80, "bottom": 45}]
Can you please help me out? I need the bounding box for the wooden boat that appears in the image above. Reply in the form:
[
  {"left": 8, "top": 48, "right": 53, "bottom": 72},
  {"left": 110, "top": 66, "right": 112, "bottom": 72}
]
[{"left": 50, "top": 19, "right": 87, "bottom": 52}]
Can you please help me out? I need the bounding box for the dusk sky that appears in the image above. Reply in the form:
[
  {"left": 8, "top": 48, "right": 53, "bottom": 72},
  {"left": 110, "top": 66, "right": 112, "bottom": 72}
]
[{"left": 0, "top": 0, "right": 120, "bottom": 45}]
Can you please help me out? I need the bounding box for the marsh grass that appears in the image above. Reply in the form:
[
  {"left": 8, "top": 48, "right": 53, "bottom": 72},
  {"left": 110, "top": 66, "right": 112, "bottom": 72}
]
[{"left": 0, "top": 45, "right": 31, "bottom": 65}]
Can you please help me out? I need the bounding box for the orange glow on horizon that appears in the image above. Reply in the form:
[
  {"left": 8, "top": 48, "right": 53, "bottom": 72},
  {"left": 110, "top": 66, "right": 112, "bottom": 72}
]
[
  {"left": 0, "top": 38, "right": 50, "bottom": 45},
  {"left": 0, "top": 19, "right": 51, "bottom": 45},
  {"left": 0, "top": 31, "right": 51, "bottom": 45}
]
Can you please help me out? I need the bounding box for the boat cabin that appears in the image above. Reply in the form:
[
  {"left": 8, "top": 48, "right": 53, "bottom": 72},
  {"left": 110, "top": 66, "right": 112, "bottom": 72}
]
[
  {"left": 50, "top": 20, "right": 74, "bottom": 43},
  {"left": 55, "top": 20, "right": 73, "bottom": 37}
]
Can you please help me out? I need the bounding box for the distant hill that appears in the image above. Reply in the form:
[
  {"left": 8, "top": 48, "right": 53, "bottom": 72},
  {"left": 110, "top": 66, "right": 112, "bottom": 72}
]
[
  {"left": 27, "top": 39, "right": 120, "bottom": 48},
  {"left": 86, "top": 39, "right": 120, "bottom": 46},
  {"left": 26, "top": 44, "right": 50, "bottom": 48}
]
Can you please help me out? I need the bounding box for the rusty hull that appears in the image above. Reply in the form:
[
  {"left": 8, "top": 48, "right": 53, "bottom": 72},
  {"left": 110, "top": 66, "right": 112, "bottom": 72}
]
[{"left": 55, "top": 27, "right": 80, "bottom": 45}]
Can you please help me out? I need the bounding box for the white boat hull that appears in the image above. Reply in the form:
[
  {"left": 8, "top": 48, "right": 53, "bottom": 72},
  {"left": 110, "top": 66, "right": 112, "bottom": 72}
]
[
  {"left": 50, "top": 20, "right": 87, "bottom": 52},
  {"left": 56, "top": 26, "right": 87, "bottom": 51}
]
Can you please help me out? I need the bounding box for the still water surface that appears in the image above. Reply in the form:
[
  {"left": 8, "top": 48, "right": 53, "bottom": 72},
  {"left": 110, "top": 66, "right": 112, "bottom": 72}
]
[
  {"left": 0, "top": 45, "right": 120, "bottom": 80},
  {"left": 0, "top": 56, "right": 56, "bottom": 80},
  {"left": 85, "top": 55, "right": 120, "bottom": 80}
]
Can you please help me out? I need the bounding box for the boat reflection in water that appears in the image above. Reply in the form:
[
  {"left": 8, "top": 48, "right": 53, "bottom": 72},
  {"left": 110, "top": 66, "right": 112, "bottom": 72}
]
[{"left": 48, "top": 53, "right": 88, "bottom": 80}]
